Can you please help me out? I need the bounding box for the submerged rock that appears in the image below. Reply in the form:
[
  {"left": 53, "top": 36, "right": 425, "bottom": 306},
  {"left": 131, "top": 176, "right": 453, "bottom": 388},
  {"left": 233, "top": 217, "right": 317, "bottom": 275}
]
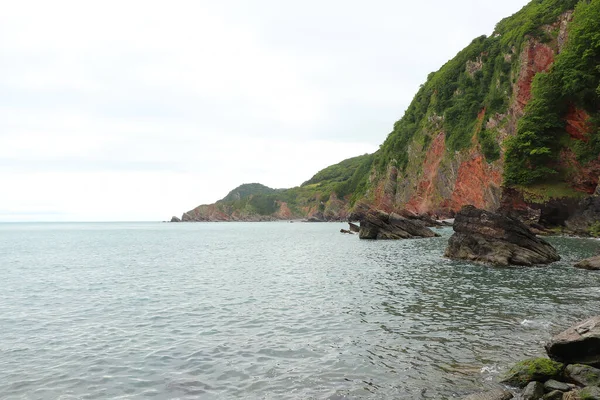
[
  {"left": 357, "top": 208, "right": 439, "bottom": 240},
  {"left": 340, "top": 229, "right": 353, "bottom": 234},
  {"left": 545, "top": 316, "right": 600, "bottom": 365},
  {"left": 462, "top": 388, "right": 513, "bottom": 400},
  {"left": 500, "top": 358, "right": 564, "bottom": 388},
  {"left": 573, "top": 256, "right": 600, "bottom": 270},
  {"left": 444, "top": 205, "right": 560, "bottom": 266}
]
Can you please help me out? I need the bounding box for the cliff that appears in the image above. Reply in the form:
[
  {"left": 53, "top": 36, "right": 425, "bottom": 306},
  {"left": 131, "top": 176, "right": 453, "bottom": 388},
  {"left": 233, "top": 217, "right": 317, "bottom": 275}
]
[{"left": 177, "top": 0, "right": 600, "bottom": 225}]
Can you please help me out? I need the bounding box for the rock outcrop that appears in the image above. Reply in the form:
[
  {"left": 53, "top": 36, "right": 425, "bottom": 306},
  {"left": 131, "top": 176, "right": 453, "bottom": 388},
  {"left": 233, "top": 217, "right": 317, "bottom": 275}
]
[
  {"left": 351, "top": 205, "right": 439, "bottom": 240},
  {"left": 444, "top": 205, "right": 560, "bottom": 266},
  {"left": 574, "top": 256, "right": 600, "bottom": 270},
  {"left": 566, "top": 195, "right": 600, "bottom": 236},
  {"left": 545, "top": 316, "right": 600, "bottom": 365},
  {"left": 348, "top": 222, "right": 360, "bottom": 233},
  {"left": 170, "top": 216, "right": 181, "bottom": 222}
]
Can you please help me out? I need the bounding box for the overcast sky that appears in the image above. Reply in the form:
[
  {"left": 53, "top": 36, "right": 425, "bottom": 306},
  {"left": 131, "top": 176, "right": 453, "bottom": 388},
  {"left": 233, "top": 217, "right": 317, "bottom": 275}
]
[{"left": 1, "top": 0, "right": 530, "bottom": 221}]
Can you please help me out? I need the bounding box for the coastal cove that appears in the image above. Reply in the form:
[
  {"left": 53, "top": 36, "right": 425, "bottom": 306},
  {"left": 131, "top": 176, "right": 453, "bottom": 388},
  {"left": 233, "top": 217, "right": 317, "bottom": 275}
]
[{"left": 2, "top": 222, "right": 600, "bottom": 399}]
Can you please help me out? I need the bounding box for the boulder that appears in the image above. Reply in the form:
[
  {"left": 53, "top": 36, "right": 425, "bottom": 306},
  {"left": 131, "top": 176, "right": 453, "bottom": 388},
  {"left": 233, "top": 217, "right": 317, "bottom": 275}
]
[
  {"left": 579, "top": 386, "right": 600, "bottom": 400},
  {"left": 574, "top": 256, "right": 600, "bottom": 270},
  {"left": 170, "top": 216, "right": 181, "bottom": 222},
  {"left": 562, "top": 390, "right": 581, "bottom": 400},
  {"left": 500, "top": 358, "right": 564, "bottom": 388},
  {"left": 564, "top": 364, "right": 600, "bottom": 386},
  {"left": 348, "top": 222, "right": 360, "bottom": 233},
  {"left": 444, "top": 205, "right": 560, "bottom": 266},
  {"left": 357, "top": 209, "right": 439, "bottom": 240},
  {"left": 545, "top": 316, "right": 600, "bottom": 365},
  {"left": 544, "top": 380, "right": 571, "bottom": 392},
  {"left": 463, "top": 388, "right": 513, "bottom": 400},
  {"left": 523, "top": 381, "right": 545, "bottom": 400}
]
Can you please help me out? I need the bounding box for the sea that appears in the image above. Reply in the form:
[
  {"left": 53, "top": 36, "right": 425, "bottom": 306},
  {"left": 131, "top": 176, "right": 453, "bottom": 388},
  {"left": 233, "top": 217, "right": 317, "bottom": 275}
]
[{"left": 1, "top": 221, "right": 600, "bottom": 399}]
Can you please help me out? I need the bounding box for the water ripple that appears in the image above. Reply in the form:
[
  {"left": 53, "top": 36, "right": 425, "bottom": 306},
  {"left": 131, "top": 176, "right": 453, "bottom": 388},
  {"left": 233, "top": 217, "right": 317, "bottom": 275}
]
[{"left": 1, "top": 222, "right": 599, "bottom": 399}]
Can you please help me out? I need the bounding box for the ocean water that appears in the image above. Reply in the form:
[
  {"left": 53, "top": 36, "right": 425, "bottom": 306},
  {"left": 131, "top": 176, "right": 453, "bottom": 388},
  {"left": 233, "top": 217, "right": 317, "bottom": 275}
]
[{"left": 1, "top": 222, "right": 600, "bottom": 400}]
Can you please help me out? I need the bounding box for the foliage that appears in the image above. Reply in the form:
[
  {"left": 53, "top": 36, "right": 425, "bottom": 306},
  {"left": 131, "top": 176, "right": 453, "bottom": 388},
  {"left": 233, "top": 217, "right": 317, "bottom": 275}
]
[
  {"left": 505, "top": 0, "right": 600, "bottom": 185},
  {"left": 220, "top": 183, "right": 282, "bottom": 202},
  {"left": 590, "top": 222, "right": 600, "bottom": 237},
  {"left": 478, "top": 129, "right": 501, "bottom": 162}
]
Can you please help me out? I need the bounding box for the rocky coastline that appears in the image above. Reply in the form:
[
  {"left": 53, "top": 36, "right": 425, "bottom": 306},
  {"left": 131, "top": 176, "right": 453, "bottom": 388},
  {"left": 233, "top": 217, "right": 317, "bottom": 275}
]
[{"left": 464, "top": 316, "right": 600, "bottom": 400}]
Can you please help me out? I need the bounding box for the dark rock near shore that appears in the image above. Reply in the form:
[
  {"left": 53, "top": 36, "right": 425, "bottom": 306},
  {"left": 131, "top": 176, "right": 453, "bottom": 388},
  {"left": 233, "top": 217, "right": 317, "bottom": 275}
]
[
  {"left": 170, "top": 216, "right": 181, "bottom": 222},
  {"left": 500, "top": 358, "right": 564, "bottom": 388},
  {"left": 357, "top": 209, "right": 439, "bottom": 240},
  {"left": 545, "top": 316, "right": 600, "bottom": 365},
  {"left": 340, "top": 229, "right": 353, "bottom": 234},
  {"left": 462, "top": 388, "right": 513, "bottom": 400},
  {"left": 348, "top": 222, "right": 359, "bottom": 233},
  {"left": 565, "top": 364, "right": 600, "bottom": 387},
  {"left": 523, "top": 381, "right": 545, "bottom": 400},
  {"left": 565, "top": 195, "right": 600, "bottom": 236},
  {"left": 444, "top": 205, "right": 560, "bottom": 266},
  {"left": 574, "top": 256, "right": 600, "bottom": 270}
]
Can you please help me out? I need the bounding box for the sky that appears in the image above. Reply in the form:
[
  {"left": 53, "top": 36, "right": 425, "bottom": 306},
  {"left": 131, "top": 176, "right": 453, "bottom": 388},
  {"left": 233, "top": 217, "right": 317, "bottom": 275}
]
[{"left": 1, "top": 0, "right": 531, "bottom": 221}]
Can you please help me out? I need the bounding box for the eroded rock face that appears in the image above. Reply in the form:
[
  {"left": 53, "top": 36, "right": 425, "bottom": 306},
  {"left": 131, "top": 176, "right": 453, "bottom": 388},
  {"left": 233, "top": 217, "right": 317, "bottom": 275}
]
[
  {"left": 545, "top": 316, "right": 600, "bottom": 365},
  {"left": 444, "top": 205, "right": 560, "bottom": 266},
  {"left": 566, "top": 196, "right": 600, "bottom": 235}
]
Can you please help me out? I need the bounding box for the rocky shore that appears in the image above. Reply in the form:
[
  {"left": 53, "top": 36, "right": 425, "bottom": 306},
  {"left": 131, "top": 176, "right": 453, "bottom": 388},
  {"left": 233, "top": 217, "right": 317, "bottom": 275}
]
[{"left": 465, "top": 316, "right": 600, "bottom": 400}]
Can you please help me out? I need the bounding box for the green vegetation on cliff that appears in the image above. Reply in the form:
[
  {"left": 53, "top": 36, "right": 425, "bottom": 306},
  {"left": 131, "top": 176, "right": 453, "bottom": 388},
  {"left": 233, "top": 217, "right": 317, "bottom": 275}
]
[
  {"left": 376, "top": 0, "right": 581, "bottom": 177},
  {"left": 505, "top": 0, "right": 600, "bottom": 185}
]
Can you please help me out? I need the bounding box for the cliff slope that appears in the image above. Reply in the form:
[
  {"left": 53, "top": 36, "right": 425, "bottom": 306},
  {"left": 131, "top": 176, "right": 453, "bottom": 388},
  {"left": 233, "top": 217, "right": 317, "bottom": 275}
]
[{"left": 178, "top": 0, "right": 600, "bottom": 223}]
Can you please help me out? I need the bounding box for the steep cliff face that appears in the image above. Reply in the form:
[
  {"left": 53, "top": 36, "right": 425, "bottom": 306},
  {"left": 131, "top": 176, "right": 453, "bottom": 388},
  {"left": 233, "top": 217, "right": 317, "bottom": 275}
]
[{"left": 177, "top": 0, "right": 600, "bottom": 223}]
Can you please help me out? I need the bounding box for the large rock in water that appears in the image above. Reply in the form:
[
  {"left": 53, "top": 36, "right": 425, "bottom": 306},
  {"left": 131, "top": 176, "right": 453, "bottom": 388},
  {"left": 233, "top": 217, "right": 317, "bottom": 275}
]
[
  {"left": 354, "top": 208, "right": 439, "bottom": 240},
  {"left": 444, "top": 205, "right": 560, "bottom": 266},
  {"left": 545, "top": 316, "right": 600, "bottom": 365},
  {"left": 574, "top": 255, "right": 600, "bottom": 270}
]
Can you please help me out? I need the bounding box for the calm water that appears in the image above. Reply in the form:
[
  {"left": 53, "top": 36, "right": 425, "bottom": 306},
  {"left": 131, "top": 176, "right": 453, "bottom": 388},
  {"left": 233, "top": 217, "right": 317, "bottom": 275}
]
[{"left": 1, "top": 222, "right": 600, "bottom": 399}]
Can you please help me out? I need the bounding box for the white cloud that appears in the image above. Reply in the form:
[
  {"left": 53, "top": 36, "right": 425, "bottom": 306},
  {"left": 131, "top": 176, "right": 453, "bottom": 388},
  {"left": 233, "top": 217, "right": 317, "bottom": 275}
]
[{"left": 0, "top": 0, "right": 530, "bottom": 221}]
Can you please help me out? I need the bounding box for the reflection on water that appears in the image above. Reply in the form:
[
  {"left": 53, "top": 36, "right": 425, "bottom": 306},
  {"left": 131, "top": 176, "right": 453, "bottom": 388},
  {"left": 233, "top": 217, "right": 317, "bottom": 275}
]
[{"left": 0, "top": 222, "right": 599, "bottom": 399}]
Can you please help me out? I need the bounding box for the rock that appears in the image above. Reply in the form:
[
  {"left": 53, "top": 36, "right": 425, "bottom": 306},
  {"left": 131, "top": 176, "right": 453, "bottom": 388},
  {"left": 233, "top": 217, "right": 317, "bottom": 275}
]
[
  {"left": 564, "top": 364, "right": 600, "bottom": 386},
  {"left": 574, "top": 256, "right": 600, "bottom": 270},
  {"left": 500, "top": 358, "right": 564, "bottom": 388},
  {"left": 579, "top": 386, "right": 600, "bottom": 400},
  {"left": 340, "top": 229, "right": 353, "bottom": 234},
  {"left": 544, "top": 380, "right": 571, "bottom": 392},
  {"left": 348, "top": 222, "right": 360, "bottom": 233},
  {"left": 463, "top": 388, "right": 513, "bottom": 400},
  {"left": 545, "top": 316, "right": 600, "bottom": 365},
  {"left": 444, "top": 205, "right": 560, "bottom": 266},
  {"left": 523, "top": 381, "right": 545, "bottom": 400},
  {"left": 170, "top": 216, "right": 181, "bottom": 222},
  {"left": 358, "top": 208, "right": 440, "bottom": 240},
  {"left": 543, "top": 390, "right": 564, "bottom": 400},
  {"left": 565, "top": 195, "right": 600, "bottom": 235}
]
